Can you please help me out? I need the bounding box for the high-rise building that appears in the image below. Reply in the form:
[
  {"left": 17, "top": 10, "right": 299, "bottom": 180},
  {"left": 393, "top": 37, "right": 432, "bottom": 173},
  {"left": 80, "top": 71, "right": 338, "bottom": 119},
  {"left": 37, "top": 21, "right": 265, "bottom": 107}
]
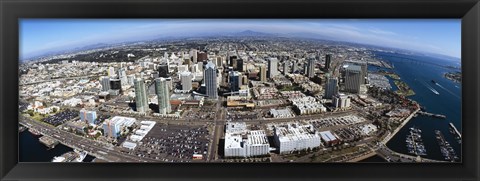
[
  {"left": 101, "top": 76, "right": 110, "bottom": 91},
  {"left": 333, "top": 94, "right": 351, "bottom": 108},
  {"left": 283, "top": 62, "right": 289, "bottom": 75},
  {"left": 79, "top": 109, "right": 97, "bottom": 125},
  {"left": 324, "top": 76, "right": 339, "bottom": 99},
  {"left": 180, "top": 71, "right": 193, "bottom": 91},
  {"left": 325, "top": 54, "right": 332, "bottom": 71},
  {"left": 190, "top": 49, "right": 198, "bottom": 63},
  {"left": 344, "top": 65, "right": 362, "bottom": 94},
  {"left": 107, "top": 67, "right": 115, "bottom": 77},
  {"left": 197, "top": 52, "right": 208, "bottom": 62},
  {"left": 236, "top": 59, "right": 244, "bottom": 72},
  {"left": 110, "top": 79, "right": 122, "bottom": 91},
  {"left": 268, "top": 58, "right": 278, "bottom": 78},
  {"left": 216, "top": 56, "right": 223, "bottom": 67},
  {"left": 307, "top": 58, "right": 315, "bottom": 78},
  {"left": 158, "top": 64, "right": 169, "bottom": 78},
  {"left": 229, "top": 71, "right": 241, "bottom": 92},
  {"left": 127, "top": 75, "right": 135, "bottom": 86},
  {"left": 204, "top": 61, "right": 218, "bottom": 99},
  {"left": 134, "top": 78, "right": 149, "bottom": 113},
  {"left": 259, "top": 64, "right": 267, "bottom": 82},
  {"left": 345, "top": 61, "right": 367, "bottom": 84},
  {"left": 292, "top": 62, "right": 298, "bottom": 73},
  {"left": 117, "top": 68, "right": 127, "bottom": 86},
  {"left": 155, "top": 78, "right": 171, "bottom": 114}
]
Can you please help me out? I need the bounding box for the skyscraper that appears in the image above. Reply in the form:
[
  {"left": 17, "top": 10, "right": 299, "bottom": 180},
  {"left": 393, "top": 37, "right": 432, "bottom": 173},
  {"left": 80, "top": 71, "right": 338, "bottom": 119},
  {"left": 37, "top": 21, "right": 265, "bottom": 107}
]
[
  {"left": 268, "top": 58, "right": 278, "bottom": 78},
  {"left": 229, "top": 71, "right": 241, "bottom": 92},
  {"left": 134, "top": 78, "right": 149, "bottom": 113},
  {"left": 158, "top": 64, "right": 169, "bottom": 78},
  {"left": 325, "top": 54, "right": 332, "bottom": 71},
  {"left": 292, "top": 62, "right": 298, "bottom": 73},
  {"left": 180, "top": 71, "right": 193, "bottom": 91},
  {"left": 324, "top": 76, "right": 339, "bottom": 99},
  {"left": 283, "top": 62, "right": 289, "bottom": 75},
  {"left": 101, "top": 76, "right": 110, "bottom": 91},
  {"left": 259, "top": 64, "right": 267, "bottom": 82},
  {"left": 117, "top": 68, "right": 127, "bottom": 86},
  {"left": 155, "top": 78, "right": 171, "bottom": 114},
  {"left": 345, "top": 61, "right": 367, "bottom": 85},
  {"left": 204, "top": 61, "right": 218, "bottom": 99},
  {"left": 344, "top": 65, "right": 362, "bottom": 94},
  {"left": 307, "top": 58, "right": 315, "bottom": 78},
  {"left": 236, "top": 59, "right": 244, "bottom": 72}
]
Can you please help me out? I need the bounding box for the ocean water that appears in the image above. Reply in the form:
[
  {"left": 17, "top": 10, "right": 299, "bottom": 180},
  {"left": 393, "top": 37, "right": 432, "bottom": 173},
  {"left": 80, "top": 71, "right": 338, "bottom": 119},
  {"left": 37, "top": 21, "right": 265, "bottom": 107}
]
[{"left": 374, "top": 52, "right": 462, "bottom": 161}]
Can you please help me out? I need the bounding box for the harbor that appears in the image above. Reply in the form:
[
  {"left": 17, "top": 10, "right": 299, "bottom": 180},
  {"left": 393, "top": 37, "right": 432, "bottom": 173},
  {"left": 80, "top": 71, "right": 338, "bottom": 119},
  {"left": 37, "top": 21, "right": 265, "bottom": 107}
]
[
  {"left": 406, "top": 127, "right": 427, "bottom": 156},
  {"left": 434, "top": 130, "right": 458, "bottom": 162}
]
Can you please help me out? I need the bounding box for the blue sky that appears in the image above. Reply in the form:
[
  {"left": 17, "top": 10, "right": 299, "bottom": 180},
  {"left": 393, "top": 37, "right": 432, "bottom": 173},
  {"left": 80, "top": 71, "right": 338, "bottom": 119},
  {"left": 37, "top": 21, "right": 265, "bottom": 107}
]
[{"left": 20, "top": 19, "right": 461, "bottom": 60}]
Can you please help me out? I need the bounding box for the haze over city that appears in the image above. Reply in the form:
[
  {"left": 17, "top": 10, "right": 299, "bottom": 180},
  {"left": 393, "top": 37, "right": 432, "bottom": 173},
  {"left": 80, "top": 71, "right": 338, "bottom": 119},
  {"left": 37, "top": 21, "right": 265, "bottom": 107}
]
[{"left": 20, "top": 19, "right": 461, "bottom": 60}]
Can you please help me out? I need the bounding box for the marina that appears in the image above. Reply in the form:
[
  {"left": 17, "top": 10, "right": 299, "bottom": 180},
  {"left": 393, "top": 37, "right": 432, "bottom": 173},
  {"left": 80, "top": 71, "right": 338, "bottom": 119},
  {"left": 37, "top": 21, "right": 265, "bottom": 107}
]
[
  {"left": 405, "top": 126, "right": 427, "bottom": 156},
  {"left": 434, "top": 130, "right": 458, "bottom": 162}
]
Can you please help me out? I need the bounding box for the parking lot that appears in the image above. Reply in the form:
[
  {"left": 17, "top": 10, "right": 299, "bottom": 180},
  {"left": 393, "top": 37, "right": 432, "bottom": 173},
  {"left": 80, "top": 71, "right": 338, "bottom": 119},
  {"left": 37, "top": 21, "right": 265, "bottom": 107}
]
[
  {"left": 308, "top": 115, "right": 366, "bottom": 130},
  {"left": 43, "top": 109, "right": 78, "bottom": 126},
  {"left": 127, "top": 124, "right": 211, "bottom": 162}
]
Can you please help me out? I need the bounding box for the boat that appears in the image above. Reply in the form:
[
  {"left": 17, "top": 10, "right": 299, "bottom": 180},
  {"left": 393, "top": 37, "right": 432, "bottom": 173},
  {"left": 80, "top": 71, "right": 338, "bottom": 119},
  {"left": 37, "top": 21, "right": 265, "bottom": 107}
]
[
  {"left": 431, "top": 80, "right": 436, "bottom": 84},
  {"left": 434, "top": 130, "right": 458, "bottom": 162},
  {"left": 52, "top": 156, "right": 66, "bottom": 162},
  {"left": 405, "top": 126, "right": 427, "bottom": 156}
]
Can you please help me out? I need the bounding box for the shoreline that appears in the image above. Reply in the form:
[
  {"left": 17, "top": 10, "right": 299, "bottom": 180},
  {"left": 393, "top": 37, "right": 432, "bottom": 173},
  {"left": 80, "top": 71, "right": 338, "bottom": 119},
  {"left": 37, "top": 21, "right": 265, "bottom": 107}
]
[{"left": 382, "top": 107, "right": 420, "bottom": 145}]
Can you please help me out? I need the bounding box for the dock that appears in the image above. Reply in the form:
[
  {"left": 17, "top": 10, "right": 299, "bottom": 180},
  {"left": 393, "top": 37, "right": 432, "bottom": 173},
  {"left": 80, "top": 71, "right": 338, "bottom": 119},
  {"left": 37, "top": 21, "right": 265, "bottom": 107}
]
[
  {"left": 416, "top": 111, "right": 446, "bottom": 119},
  {"left": 449, "top": 122, "right": 462, "bottom": 139},
  {"left": 39, "top": 136, "right": 59, "bottom": 149}
]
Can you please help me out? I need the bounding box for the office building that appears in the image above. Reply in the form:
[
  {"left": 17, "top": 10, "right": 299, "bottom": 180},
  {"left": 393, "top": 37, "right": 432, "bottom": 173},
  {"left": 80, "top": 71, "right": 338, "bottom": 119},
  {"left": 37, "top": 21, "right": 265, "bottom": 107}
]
[
  {"left": 101, "top": 76, "right": 110, "bottom": 91},
  {"left": 102, "top": 116, "right": 136, "bottom": 138},
  {"left": 324, "top": 77, "right": 339, "bottom": 99},
  {"left": 190, "top": 49, "right": 198, "bottom": 63},
  {"left": 236, "top": 59, "right": 244, "bottom": 72},
  {"left": 333, "top": 93, "right": 351, "bottom": 108},
  {"left": 283, "top": 62, "right": 289, "bottom": 75},
  {"left": 268, "top": 58, "right": 278, "bottom": 78},
  {"left": 344, "top": 65, "right": 362, "bottom": 94},
  {"left": 197, "top": 52, "right": 208, "bottom": 62},
  {"left": 180, "top": 71, "right": 193, "bottom": 91},
  {"left": 127, "top": 75, "right": 135, "bottom": 86},
  {"left": 273, "top": 122, "right": 321, "bottom": 154},
  {"left": 292, "top": 62, "right": 298, "bottom": 73},
  {"left": 155, "top": 78, "right": 171, "bottom": 114},
  {"left": 134, "top": 78, "right": 149, "bottom": 113},
  {"left": 259, "top": 64, "right": 267, "bottom": 82},
  {"left": 204, "top": 61, "right": 218, "bottom": 99},
  {"left": 79, "top": 109, "right": 97, "bottom": 125},
  {"left": 325, "top": 54, "right": 332, "bottom": 71},
  {"left": 229, "top": 71, "right": 241, "bottom": 92},
  {"left": 117, "top": 68, "right": 127, "bottom": 86},
  {"left": 107, "top": 67, "right": 115, "bottom": 77},
  {"left": 158, "top": 64, "right": 169, "bottom": 78},
  {"left": 110, "top": 79, "right": 122, "bottom": 91},
  {"left": 307, "top": 58, "right": 315, "bottom": 78}
]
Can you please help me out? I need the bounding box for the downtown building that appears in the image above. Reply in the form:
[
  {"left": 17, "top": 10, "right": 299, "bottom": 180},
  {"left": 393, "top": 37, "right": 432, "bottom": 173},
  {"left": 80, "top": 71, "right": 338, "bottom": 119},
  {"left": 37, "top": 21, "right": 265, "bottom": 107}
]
[
  {"left": 180, "top": 71, "right": 193, "bottom": 92},
  {"left": 79, "top": 109, "right": 97, "bottom": 125},
  {"left": 229, "top": 71, "right": 241, "bottom": 92},
  {"left": 267, "top": 58, "right": 278, "bottom": 78},
  {"left": 324, "top": 76, "right": 339, "bottom": 99},
  {"left": 273, "top": 122, "right": 321, "bottom": 154},
  {"left": 224, "top": 122, "right": 270, "bottom": 158},
  {"left": 344, "top": 64, "right": 362, "bottom": 94},
  {"left": 102, "top": 116, "right": 136, "bottom": 138},
  {"left": 134, "top": 78, "right": 149, "bottom": 113},
  {"left": 306, "top": 58, "right": 316, "bottom": 78},
  {"left": 204, "top": 61, "right": 218, "bottom": 99},
  {"left": 324, "top": 54, "right": 332, "bottom": 71},
  {"left": 332, "top": 93, "right": 351, "bottom": 109},
  {"left": 155, "top": 77, "right": 171, "bottom": 114}
]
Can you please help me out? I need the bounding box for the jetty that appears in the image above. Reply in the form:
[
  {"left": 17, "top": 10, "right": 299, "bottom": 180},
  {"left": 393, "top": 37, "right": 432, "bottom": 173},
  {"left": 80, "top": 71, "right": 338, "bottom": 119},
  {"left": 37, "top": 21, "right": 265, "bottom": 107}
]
[
  {"left": 416, "top": 111, "right": 446, "bottom": 119},
  {"left": 449, "top": 122, "right": 462, "bottom": 139}
]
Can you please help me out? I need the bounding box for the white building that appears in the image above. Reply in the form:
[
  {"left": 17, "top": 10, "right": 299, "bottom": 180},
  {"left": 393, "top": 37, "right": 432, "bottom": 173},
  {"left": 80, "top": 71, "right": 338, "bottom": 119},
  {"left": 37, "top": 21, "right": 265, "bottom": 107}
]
[
  {"left": 333, "top": 93, "right": 351, "bottom": 108},
  {"left": 273, "top": 122, "right": 321, "bottom": 154},
  {"left": 224, "top": 122, "right": 270, "bottom": 158},
  {"left": 290, "top": 96, "right": 327, "bottom": 115}
]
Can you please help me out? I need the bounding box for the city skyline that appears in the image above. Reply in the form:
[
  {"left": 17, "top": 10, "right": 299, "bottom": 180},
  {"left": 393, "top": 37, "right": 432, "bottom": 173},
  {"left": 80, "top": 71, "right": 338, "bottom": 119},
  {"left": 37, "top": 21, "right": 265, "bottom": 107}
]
[{"left": 20, "top": 19, "right": 461, "bottom": 60}]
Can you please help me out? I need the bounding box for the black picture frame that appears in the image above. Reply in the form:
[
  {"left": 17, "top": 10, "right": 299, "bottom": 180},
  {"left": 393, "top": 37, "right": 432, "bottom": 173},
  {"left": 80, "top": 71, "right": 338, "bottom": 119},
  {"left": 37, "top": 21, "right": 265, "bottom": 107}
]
[{"left": 1, "top": 0, "right": 479, "bottom": 181}]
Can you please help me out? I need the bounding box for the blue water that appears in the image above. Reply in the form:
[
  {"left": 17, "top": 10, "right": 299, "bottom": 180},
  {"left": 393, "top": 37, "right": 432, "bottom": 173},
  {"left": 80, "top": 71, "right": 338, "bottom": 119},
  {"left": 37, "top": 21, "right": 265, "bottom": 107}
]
[
  {"left": 19, "top": 130, "right": 95, "bottom": 162},
  {"left": 375, "top": 52, "right": 462, "bottom": 161}
]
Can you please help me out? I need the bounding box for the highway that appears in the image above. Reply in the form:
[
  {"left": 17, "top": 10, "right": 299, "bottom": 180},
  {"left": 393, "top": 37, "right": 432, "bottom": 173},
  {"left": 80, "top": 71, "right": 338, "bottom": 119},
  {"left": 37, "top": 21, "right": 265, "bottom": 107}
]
[{"left": 20, "top": 116, "right": 161, "bottom": 162}]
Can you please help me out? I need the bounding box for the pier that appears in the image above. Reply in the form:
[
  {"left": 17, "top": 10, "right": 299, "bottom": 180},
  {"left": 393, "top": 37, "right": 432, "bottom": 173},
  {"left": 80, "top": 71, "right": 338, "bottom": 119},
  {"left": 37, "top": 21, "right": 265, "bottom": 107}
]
[
  {"left": 449, "top": 122, "right": 461, "bottom": 139},
  {"left": 416, "top": 111, "right": 446, "bottom": 119}
]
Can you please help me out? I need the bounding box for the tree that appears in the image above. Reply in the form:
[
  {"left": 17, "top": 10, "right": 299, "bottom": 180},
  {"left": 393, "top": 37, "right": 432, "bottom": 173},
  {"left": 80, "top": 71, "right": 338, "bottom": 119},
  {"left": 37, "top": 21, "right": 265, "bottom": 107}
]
[{"left": 52, "top": 107, "right": 58, "bottom": 113}]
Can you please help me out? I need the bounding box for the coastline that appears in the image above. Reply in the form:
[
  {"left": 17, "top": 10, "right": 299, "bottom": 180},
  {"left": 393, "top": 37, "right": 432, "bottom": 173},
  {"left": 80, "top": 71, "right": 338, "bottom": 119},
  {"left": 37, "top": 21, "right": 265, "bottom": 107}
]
[{"left": 382, "top": 107, "right": 420, "bottom": 144}]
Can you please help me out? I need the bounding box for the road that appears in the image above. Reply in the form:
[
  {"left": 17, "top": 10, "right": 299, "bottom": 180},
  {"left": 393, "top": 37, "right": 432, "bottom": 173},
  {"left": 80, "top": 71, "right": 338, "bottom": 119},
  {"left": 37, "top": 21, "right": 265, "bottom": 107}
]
[{"left": 20, "top": 116, "right": 160, "bottom": 162}]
